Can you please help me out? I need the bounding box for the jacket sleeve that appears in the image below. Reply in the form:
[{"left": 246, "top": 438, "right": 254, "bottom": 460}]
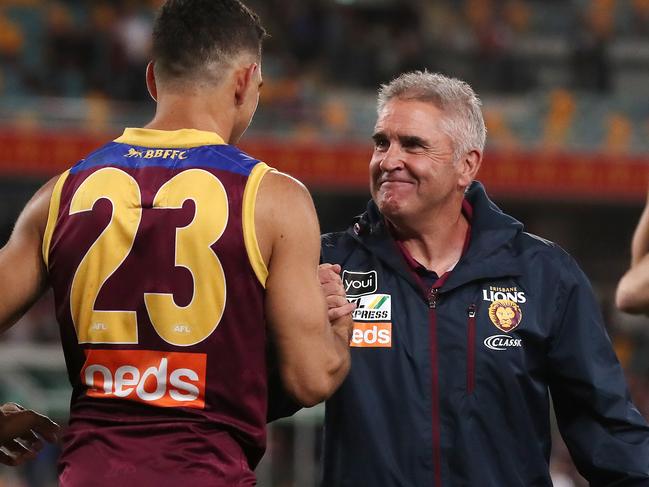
[{"left": 547, "top": 253, "right": 649, "bottom": 486}]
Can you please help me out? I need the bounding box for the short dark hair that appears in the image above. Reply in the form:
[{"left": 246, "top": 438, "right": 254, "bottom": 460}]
[{"left": 152, "top": 0, "right": 267, "bottom": 83}]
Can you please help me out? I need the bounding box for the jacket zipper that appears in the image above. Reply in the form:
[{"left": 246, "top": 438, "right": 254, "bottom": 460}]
[
  {"left": 467, "top": 304, "right": 477, "bottom": 394},
  {"left": 427, "top": 286, "right": 442, "bottom": 486},
  {"left": 428, "top": 287, "right": 439, "bottom": 309}
]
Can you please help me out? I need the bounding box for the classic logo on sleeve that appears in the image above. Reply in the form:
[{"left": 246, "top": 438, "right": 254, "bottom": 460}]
[
  {"left": 342, "top": 270, "right": 377, "bottom": 297},
  {"left": 349, "top": 293, "right": 392, "bottom": 348}
]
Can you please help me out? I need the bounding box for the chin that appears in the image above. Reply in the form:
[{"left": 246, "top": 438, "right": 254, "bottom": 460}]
[{"left": 377, "top": 197, "right": 404, "bottom": 218}]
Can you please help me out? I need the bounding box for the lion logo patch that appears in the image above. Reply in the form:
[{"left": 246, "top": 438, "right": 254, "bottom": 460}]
[{"left": 488, "top": 299, "right": 522, "bottom": 333}]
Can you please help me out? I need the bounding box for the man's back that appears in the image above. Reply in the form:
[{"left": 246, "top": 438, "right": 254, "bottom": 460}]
[
  {"left": 0, "top": 2, "right": 353, "bottom": 482},
  {"left": 48, "top": 128, "right": 270, "bottom": 485}
]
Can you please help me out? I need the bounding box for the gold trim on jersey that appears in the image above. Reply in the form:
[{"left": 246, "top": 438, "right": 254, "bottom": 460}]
[
  {"left": 114, "top": 128, "right": 226, "bottom": 148},
  {"left": 243, "top": 163, "right": 272, "bottom": 288},
  {"left": 42, "top": 170, "right": 70, "bottom": 269}
]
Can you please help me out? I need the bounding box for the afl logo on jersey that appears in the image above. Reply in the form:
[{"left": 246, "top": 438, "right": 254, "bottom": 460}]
[
  {"left": 342, "top": 270, "right": 378, "bottom": 298},
  {"left": 488, "top": 299, "right": 522, "bottom": 333}
]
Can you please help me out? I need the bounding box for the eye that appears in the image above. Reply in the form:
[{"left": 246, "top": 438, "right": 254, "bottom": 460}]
[
  {"left": 373, "top": 136, "right": 389, "bottom": 151},
  {"left": 402, "top": 138, "right": 425, "bottom": 152}
]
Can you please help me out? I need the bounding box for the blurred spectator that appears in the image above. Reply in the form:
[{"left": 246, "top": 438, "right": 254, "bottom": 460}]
[
  {"left": 42, "top": 2, "right": 89, "bottom": 97},
  {"left": 543, "top": 88, "right": 577, "bottom": 149},
  {"left": 604, "top": 113, "right": 633, "bottom": 153},
  {"left": 483, "top": 108, "right": 518, "bottom": 150},
  {"left": 0, "top": 8, "right": 27, "bottom": 96},
  {"left": 111, "top": 1, "right": 152, "bottom": 100},
  {"left": 570, "top": 0, "right": 613, "bottom": 93},
  {"left": 464, "top": 0, "right": 536, "bottom": 93},
  {"left": 85, "top": 3, "right": 120, "bottom": 97},
  {"left": 632, "top": 0, "right": 649, "bottom": 35},
  {"left": 0, "top": 10, "right": 23, "bottom": 63}
]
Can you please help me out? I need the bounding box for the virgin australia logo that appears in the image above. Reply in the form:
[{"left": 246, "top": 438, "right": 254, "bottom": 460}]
[{"left": 484, "top": 335, "right": 523, "bottom": 351}]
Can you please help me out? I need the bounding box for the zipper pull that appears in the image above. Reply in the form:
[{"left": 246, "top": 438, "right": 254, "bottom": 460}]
[
  {"left": 428, "top": 287, "right": 439, "bottom": 309},
  {"left": 468, "top": 304, "right": 476, "bottom": 318}
]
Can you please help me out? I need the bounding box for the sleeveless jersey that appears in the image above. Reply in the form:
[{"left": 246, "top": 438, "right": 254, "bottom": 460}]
[{"left": 43, "top": 128, "right": 272, "bottom": 486}]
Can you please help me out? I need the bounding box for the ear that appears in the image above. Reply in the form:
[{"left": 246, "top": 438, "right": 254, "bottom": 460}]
[
  {"left": 146, "top": 61, "right": 158, "bottom": 102},
  {"left": 234, "top": 63, "right": 258, "bottom": 106},
  {"left": 457, "top": 149, "right": 482, "bottom": 188}
]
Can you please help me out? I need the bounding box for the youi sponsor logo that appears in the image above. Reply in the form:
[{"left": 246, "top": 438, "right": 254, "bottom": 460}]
[{"left": 342, "top": 270, "right": 377, "bottom": 297}]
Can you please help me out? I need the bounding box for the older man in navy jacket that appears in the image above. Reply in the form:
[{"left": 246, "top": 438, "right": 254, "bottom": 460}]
[{"left": 317, "top": 71, "right": 649, "bottom": 486}]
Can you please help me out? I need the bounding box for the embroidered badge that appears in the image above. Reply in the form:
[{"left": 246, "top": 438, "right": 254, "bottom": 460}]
[{"left": 488, "top": 299, "right": 522, "bottom": 333}]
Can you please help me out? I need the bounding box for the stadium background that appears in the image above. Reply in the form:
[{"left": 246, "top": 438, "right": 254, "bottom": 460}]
[{"left": 0, "top": 0, "right": 647, "bottom": 485}]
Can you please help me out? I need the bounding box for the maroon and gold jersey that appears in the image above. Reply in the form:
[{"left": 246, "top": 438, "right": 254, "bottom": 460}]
[{"left": 43, "top": 128, "right": 272, "bottom": 486}]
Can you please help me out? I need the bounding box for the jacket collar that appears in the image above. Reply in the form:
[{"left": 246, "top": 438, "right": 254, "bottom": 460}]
[{"left": 347, "top": 181, "right": 524, "bottom": 292}]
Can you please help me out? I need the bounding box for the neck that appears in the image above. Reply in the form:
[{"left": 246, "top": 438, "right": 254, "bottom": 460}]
[
  {"left": 145, "top": 91, "right": 235, "bottom": 143},
  {"left": 389, "top": 200, "right": 468, "bottom": 275}
]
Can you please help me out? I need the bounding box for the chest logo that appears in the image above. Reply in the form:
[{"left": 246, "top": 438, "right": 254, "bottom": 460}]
[
  {"left": 488, "top": 299, "right": 522, "bottom": 333},
  {"left": 484, "top": 335, "right": 522, "bottom": 351},
  {"left": 343, "top": 270, "right": 377, "bottom": 297},
  {"left": 349, "top": 293, "right": 392, "bottom": 348},
  {"left": 350, "top": 293, "right": 391, "bottom": 322},
  {"left": 350, "top": 323, "right": 392, "bottom": 348}
]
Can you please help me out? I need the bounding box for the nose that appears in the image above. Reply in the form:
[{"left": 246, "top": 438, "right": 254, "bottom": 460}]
[{"left": 378, "top": 144, "right": 404, "bottom": 172}]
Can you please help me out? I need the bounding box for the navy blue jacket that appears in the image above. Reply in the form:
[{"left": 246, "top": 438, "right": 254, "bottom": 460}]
[{"left": 320, "top": 182, "right": 649, "bottom": 486}]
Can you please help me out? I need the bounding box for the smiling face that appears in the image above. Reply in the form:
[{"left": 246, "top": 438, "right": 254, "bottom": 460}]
[{"left": 369, "top": 98, "right": 472, "bottom": 225}]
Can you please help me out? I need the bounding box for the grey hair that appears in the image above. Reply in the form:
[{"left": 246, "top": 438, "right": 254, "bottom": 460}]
[{"left": 377, "top": 71, "right": 486, "bottom": 160}]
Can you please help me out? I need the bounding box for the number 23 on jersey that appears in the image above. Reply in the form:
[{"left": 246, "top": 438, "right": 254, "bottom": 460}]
[{"left": 68, "top": 167, "right": 228, "bottom": 347}]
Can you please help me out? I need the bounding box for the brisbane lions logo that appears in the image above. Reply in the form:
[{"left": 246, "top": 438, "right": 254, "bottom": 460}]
[
  {"left": 125, "top": 148, "right": 144, "bottom": 158},
  {"left": 488, "top": 299, "right": 522, "bottom": 333}
]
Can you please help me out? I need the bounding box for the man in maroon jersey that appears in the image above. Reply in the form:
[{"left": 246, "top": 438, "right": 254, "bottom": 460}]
[{"left": 0, "top": 1, "right": 354, "bottom": 485}]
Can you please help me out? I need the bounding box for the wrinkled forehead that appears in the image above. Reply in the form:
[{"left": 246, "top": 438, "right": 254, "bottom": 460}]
[{"left": 374, "top": 98, "right": 450, "bottom": 140}]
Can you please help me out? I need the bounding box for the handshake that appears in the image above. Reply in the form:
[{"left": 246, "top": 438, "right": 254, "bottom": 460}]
[{"left": 319, "top": 263, "right": 356, "bottom": 326}]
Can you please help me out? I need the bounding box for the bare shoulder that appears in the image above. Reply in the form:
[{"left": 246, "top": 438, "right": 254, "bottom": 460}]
[
  {"left": 15, "top": 175, "right": 60, "bottom": 239},
  {"left": 258, "top": 170, "right": 313, "bottom": 207},
  {"left": 254, "top": 170, "right": 319, "bottom": 265},
  {"left": 258, "top": 170, "right": 318, "bottom": 232}
]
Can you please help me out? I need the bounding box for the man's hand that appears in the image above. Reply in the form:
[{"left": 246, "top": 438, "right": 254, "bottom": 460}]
[
  {"left": 319, "top": 264, "right": 356, "bottom": 322},
  {"left": 0, "top": 402, "right": 60, "bottom": 466}
]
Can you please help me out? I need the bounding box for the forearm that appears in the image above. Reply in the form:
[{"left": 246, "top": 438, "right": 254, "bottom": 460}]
[
  {"left": 616, "top": 253, "right": 649, "bottom": 314},
  {"left": 324, "top": 315, "right": 353, "bottom": 390},
  {"left": 631, "top": 200, "right": 649, "bottom": 266},
  {"left": 275, "top": 315, "right": 352, "bottom": 407},
  {"left": 0, "top": 245, "right": 47, "bottom": 334},
  {"left": 0, "top": 177, "right": 53, "bottom": 333}
]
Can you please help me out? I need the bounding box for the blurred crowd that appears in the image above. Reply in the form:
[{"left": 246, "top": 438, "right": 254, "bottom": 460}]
[
  {"left": 0, "top": 1, "right": 648, "bottom": 486},
  {"left": 1, "top": 0, "right": 648, "bottom": 97},
  {"left": 0, "top": 0, "right": 160, "bottom": 100},
  {"left": 0, "top": 0, "right": 647, "bottom": 151}
]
